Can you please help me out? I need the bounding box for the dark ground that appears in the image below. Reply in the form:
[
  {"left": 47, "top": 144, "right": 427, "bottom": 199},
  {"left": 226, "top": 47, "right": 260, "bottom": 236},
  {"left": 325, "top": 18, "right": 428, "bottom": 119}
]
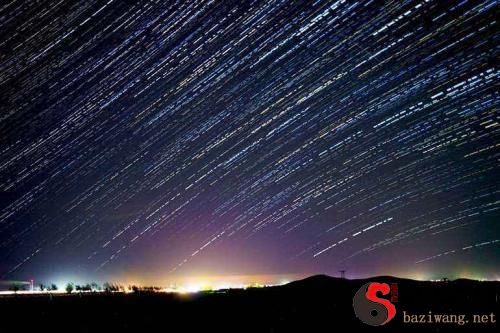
[{"left": 0, "top": 275, "right": 498, "bottom": 332}]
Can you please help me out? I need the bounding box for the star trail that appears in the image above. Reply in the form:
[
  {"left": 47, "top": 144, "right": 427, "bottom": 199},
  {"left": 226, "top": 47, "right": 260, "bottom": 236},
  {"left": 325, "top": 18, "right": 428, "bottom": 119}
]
[{"left": 0, "top": 0, "right": 498, "bottom": 284}]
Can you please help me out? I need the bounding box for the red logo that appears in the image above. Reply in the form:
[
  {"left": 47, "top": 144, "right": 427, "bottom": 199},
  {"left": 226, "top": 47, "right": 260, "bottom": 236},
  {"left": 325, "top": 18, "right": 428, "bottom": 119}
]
[{"left": 353, "top": 282, "right": 397, "bottom": 326}]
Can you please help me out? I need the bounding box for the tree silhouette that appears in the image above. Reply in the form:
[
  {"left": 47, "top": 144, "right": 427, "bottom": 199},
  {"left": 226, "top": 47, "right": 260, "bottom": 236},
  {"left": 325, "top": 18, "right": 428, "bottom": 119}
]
[
  {"left": 10, "top": 284, "right": 20, "bottom": 293},
  {"left": 90, "top": 282, "right": 100, "bottom": 291},
  {"left": 50, "top": 284, "right": 58, "bottom": 291},
  {"left": 66, "top": 283, "right": 74, "bottom": 294},
  {"left": 103, "top": 282, "right": 119, "bottom": 292}
]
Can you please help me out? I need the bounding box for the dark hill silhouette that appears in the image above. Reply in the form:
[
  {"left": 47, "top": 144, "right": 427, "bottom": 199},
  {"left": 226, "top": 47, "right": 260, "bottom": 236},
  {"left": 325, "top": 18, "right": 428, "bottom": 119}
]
[
  {"left": 0, "top": 275, "right": 497, "bottom": 333},
  {"left": 283, "top": 273, "right": 345, "bottom": 287}
]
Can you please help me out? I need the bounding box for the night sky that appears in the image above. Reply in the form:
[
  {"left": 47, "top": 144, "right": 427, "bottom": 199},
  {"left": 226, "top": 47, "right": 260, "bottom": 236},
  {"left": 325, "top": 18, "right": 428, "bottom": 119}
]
[{"left": 0, "top": 0, "right": 498, "bottom": 286}]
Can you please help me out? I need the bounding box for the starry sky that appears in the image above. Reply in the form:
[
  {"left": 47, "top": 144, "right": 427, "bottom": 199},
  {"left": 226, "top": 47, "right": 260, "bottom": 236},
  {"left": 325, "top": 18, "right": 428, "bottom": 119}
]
[{"left": 0, "top": 0, "right": 498, "bottom": 285}]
